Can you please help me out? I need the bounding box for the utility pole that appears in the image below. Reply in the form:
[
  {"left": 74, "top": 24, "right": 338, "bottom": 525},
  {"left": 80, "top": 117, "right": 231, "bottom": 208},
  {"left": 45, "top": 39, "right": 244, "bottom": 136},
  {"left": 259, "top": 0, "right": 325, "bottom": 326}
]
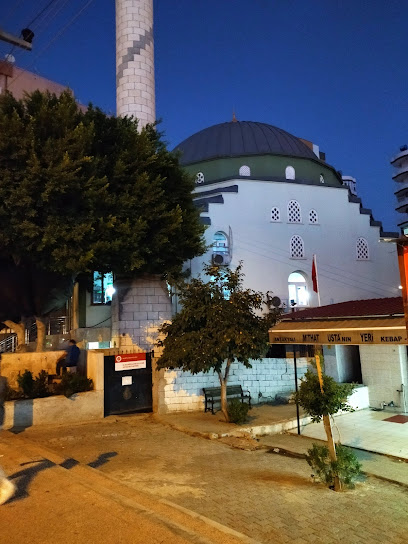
[{"left": 0, "top": 28, "right": 33, "bottom": 51}]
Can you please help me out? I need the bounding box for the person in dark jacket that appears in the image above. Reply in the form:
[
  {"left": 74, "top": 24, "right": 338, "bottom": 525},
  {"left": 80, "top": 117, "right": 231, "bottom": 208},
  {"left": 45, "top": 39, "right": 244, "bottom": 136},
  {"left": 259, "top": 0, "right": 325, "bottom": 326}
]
[{"left": 56, "top": 339, "right": 80, "bottom": 376}]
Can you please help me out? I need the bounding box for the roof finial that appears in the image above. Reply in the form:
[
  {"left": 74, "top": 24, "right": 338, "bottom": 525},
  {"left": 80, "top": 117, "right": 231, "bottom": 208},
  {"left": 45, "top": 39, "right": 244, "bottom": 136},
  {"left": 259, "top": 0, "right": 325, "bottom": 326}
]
[{"left": 232, "top": 109, "right": 238, "bottom": 122}]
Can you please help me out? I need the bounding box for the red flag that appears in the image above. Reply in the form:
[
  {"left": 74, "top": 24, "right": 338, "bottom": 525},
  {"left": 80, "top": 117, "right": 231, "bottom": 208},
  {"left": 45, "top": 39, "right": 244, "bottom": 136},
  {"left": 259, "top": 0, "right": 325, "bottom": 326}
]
[{"left": 312, "top": 255, "right": 318, "bottom": 293}]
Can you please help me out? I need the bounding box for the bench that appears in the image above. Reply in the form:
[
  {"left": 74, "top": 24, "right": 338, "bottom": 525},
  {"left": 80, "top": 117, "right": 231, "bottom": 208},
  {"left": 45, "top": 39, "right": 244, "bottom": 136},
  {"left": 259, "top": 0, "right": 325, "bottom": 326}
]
[{"left": 203, "top": 385, "right": 251, "bottom": 414}]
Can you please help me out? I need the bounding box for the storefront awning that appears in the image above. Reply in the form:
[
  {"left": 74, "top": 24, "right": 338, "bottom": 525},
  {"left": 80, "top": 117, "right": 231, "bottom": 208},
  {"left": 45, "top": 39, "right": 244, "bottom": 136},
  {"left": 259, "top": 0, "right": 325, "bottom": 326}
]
[{"left": 269, "top": 316, "right": 407, "bottom": 345}]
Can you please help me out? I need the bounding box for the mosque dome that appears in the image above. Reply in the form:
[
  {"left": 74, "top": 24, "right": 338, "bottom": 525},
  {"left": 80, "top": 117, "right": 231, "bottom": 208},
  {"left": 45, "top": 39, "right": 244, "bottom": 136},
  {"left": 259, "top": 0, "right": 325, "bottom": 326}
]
[{"left": 174, "top": 120, "right": 317, "bottom": 165}]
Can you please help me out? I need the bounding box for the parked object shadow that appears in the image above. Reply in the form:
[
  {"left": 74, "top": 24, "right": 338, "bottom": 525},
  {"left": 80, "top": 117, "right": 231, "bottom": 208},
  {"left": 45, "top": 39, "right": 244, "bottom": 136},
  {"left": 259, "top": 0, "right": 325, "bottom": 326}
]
[
  {"left": 9, "top": 458, "right": 55, "bottom": 502},
  {"left": 87, "top": 451, "right": 118, "bottom": 468}
]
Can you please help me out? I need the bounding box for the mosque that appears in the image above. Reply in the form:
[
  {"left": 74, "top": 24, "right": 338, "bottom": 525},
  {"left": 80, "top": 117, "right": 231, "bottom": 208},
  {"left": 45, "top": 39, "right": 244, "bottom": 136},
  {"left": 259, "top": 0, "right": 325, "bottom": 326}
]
[{"left": 1, "top": 1, "right": 405, "bottom": 414}]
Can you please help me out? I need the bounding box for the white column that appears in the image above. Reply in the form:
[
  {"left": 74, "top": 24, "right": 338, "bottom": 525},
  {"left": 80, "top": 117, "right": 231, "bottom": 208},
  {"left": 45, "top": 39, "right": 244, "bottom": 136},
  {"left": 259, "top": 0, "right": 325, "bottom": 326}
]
[{"left": 115, "top": 0, "right": 155, "bottom": 125}]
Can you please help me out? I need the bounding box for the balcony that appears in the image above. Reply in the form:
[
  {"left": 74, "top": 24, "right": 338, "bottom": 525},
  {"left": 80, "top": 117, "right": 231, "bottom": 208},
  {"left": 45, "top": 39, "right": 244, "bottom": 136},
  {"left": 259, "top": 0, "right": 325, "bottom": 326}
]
[
  {"left": 391, "top": 147, "right": 408, "bottom": 168},
  {"left": 392, "top": 162, "right": 408, "bottom": 182}
]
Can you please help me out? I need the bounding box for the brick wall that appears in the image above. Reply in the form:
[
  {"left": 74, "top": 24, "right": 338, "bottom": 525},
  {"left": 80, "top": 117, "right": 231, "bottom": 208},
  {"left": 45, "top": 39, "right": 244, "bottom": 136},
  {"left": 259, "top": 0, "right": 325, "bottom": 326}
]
[{"left": 158, "top": 357, "right": 309, "bottom": 413}]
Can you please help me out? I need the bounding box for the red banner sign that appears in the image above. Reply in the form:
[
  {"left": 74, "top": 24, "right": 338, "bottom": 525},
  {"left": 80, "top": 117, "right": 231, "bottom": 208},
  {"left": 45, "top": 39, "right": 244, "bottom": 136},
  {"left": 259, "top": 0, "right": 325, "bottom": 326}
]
[{"left": 115, "top": 353, "right": 146, "bottom": 371}]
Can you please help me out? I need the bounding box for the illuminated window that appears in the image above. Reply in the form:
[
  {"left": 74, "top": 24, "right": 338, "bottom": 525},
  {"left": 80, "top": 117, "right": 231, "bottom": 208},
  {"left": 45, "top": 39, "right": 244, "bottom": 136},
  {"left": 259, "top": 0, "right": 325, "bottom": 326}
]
[
  {"left": 239, "top": 165, "right": 251, "bottom": 176},
  {"left": 290, "top": 235, "right": 304, "bottom": 258},
  {"left": 92, "top": 272, "right": 114, "bottom": 304},
  {"left": 356, "top": 237, "right": 369, "bottom": 260},
  {"left": 288, "top": 271, "right": 308, "bottom": 307},
  {"left": 271, "top": 207, "right": 280, "bottom": 222},
  {"left": 285, "top": 166, "right": 295, "bottom": 180},
  {"left": 212, "top": 231, "right": 229, "bottom": 254},
  {"left": 320, "top": 174, "right": 325, "bottom": 183},
  {"left": 196, "top": 172, "right": 205, "bottom": 184},
  {"left": 288, "top": 200, "right": 301, "bottom": 223}
]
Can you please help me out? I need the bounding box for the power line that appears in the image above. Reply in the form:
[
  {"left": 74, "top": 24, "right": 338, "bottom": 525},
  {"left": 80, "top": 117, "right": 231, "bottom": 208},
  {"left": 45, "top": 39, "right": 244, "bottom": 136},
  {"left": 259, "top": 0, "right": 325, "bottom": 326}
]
[{"left": 8, "top": 0, "right": 96, "bottom": 90}]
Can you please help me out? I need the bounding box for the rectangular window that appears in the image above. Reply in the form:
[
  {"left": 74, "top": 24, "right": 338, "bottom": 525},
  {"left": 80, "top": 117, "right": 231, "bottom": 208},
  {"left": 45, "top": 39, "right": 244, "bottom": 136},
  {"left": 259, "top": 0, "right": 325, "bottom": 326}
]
[{"left": 92, "top": 272, "right": 114, "bottom": 304}]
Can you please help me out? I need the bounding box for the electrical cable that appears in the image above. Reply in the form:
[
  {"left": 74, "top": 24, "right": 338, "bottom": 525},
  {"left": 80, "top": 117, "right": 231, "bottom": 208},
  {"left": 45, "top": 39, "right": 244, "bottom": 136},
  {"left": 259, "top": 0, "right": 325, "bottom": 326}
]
[{"left": 8, "top": 0, "right": 96, "bottom": 90}]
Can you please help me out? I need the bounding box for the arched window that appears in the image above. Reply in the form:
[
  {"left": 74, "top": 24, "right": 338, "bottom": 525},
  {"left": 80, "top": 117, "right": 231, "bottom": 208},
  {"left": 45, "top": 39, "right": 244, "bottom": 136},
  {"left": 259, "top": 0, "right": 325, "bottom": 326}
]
[
  {"left": 356, "top": 237, "right": 369, "bottom": 260},
  {"left": 270, "top": 207, "right": 280, "bottom": 222},
  {"left": 290, "top": 235, "right": 304, "bottom": 258},
  {"left": 309, "top": 209, "right": 318, "bottom": 224},
  {"left": 288, "top": 271, "right": 308, "bottom": 307},
  {"left": 285, "top": 166, "right": 295, "bottom": 180},
  {"left": 213, "top": 231, "right": 229, "bottom": 254},
  {"left": 196, "top": 172, "right": 205, "bottom": 184},
  {"left": 320, "top": 174, "right": 325, "bottom": 184},
  {"left": 288, "top": 200, "right": 301, "bottom": 223},
  {"left": 239, "top": 165, "right": 251, "bottom": 176}
]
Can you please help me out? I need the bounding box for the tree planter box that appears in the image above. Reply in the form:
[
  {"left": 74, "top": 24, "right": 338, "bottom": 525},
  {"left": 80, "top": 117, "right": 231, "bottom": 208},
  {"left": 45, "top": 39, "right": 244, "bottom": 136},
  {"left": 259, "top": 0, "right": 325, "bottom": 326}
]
[{"left": 1, "top": 390, "right": 104, "bottom": 429}]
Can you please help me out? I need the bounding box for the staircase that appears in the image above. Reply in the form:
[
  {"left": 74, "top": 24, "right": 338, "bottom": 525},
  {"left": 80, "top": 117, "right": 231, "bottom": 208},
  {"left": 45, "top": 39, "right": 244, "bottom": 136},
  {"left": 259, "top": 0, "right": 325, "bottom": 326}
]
[{"left": 0, "top": 333, "right": 17, "bottom": 353}]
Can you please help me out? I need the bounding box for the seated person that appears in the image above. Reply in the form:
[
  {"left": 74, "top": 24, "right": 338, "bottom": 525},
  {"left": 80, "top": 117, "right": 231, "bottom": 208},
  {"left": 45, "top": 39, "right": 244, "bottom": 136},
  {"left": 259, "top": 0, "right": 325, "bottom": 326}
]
[{"left": 56, "top": 339, "right": 80, "bottom": 376}]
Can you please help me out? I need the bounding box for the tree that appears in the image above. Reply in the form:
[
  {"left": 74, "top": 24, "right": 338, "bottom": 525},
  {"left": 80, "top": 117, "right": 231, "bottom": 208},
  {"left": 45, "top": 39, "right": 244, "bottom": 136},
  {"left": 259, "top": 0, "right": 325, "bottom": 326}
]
[
  {"left": 0, "top": 90, "right": 205, "bottom": 349},
  {"left": 156, "top": 263, "right": 281, "bottom": 421},
  {"left": 294, "top": 355, "right": 356, "bottom": 491}
]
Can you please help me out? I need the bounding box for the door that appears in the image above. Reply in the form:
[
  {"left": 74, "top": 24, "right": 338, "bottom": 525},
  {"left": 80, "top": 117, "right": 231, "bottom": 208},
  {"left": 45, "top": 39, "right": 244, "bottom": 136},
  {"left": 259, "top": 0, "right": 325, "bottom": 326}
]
[{"left": 104, "top": 352, "right": 153, "bottom": 416}]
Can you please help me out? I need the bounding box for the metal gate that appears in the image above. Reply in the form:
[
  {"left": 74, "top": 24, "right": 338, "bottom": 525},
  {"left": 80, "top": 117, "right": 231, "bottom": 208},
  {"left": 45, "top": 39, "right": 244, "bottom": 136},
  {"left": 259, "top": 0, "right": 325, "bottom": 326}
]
[{"left": 104, "top": 352, "right": 153, "bottom": 416}]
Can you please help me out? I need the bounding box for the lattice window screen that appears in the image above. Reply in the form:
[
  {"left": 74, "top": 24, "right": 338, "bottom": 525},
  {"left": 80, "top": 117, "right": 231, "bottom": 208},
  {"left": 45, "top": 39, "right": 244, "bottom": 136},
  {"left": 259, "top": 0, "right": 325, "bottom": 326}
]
[
  {"left": 356, "top": 237, "right": 369, "bottom": 260},
  {"left": 309, "top": 209, "right": 318, "bottom": 224},
  {"left": 290, "top": 235, "right": 304, "bottom": 258},
  {"left": 196, "top": 172, "right": 205, "bottom": 183},
  {"left": 271, "top": 207, "right": 280, "bottom": 222},
  {"left": 239, "top": 165, "right": 251, "bottom": 176},
  {"left": 288, "top": 200, "right": 301, "bottom": 223}
]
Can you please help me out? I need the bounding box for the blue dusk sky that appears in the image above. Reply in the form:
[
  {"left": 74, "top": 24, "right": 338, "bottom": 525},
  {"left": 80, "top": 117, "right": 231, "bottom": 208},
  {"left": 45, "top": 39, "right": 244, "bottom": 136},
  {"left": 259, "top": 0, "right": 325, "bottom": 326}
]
[{"left": 1, "top": 0, "right": 407, "bottom": 232}]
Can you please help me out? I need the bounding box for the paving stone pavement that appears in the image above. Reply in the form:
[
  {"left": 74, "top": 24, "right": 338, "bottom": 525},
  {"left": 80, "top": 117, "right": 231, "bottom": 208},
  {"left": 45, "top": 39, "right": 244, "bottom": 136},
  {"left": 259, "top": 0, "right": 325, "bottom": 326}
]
[{"left": 18, "top": 414, "right": 408, "bottom": 544}]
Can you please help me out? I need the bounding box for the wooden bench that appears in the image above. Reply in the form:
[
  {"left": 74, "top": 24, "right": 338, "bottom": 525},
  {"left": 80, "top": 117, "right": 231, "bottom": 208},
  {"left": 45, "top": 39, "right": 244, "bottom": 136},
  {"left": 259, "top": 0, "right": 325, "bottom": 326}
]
[{"left": 203, "top": 385, "right": 251, "bottom": 414}]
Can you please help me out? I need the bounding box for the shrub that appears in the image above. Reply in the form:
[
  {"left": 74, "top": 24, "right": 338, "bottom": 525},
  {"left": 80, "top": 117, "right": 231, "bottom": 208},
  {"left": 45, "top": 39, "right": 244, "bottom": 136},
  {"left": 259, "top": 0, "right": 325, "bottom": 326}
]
[
  {"left": 306, "top": 443, "right": 362, "bottom": 489},
  {"left": 56, "top": 373, "right": 93, "bottom": 398},
  {"left": 227, "top": 398, "right": 250, "bottom": 424},
  {"left": 33, "top": 370, "right": 50, "bottom": 398},
  {"left": 294, "top": 369, "right": 355, "bottom": 423},
  {"left": 17, "top": 370, "right": 35, "bottom": 398}
]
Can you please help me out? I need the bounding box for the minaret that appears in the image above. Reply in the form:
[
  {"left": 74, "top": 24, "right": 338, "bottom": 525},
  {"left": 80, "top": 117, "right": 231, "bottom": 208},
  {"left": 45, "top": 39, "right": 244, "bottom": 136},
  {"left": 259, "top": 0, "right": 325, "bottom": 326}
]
[
  {"left": 113, "top": 0, "right": 172, "bottom": 368},
  {"left": 116, "top": 0, "right": 155, "bottom": 125}
]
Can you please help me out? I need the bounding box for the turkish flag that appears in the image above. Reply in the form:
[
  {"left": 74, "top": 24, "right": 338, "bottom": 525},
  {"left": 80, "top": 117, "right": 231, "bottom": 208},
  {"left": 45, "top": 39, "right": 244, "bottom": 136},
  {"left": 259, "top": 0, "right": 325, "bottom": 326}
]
[{"left": 312, "top": 255, "right": 318, "bottom": 293}]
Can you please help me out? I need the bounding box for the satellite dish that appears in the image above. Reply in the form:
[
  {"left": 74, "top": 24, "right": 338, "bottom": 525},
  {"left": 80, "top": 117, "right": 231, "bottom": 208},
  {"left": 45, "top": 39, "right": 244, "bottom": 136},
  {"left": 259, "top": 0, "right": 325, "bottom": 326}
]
[
  {"left": 271, "top": 296, "right": 281, "bottom": 308},
  {"left": 5, "top": 54, "right": 15, "bottom": 64}
]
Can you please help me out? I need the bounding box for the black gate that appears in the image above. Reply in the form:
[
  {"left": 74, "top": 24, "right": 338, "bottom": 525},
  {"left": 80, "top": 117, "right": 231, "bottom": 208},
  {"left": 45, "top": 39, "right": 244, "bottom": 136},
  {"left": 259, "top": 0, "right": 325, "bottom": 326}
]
[{"left": 104, "top": 352, "right": 153, "bottom": 416}]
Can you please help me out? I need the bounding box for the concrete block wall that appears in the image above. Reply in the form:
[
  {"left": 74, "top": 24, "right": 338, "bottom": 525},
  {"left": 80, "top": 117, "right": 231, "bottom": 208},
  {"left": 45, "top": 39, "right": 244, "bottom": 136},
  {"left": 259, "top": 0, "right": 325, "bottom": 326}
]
[
  {"left": 111, "top": 276, "right": 172, "bottom": 352},
  {"left": 359, "top": 345, "right": 407, "bottom": 410},
  {"left": 159, "top": 357, "right": 309, "bottom": 413},
  {"left": 116, "top": 0, "right": 155, "bottom": 124}
]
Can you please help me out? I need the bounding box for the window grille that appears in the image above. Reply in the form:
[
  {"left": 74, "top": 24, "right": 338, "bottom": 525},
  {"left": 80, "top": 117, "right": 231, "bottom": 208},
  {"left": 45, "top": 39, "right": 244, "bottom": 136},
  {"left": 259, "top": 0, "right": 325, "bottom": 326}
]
[
  {"left": 290, "top": 235, "right": 304, "bottom": 258},
  {"left": 271, "top": 207, "right": 280, "bottom": 222},
  {"left": 309, "top": 209, "right": 318, "bottom": 224},
  {"left": 239, "top": 165, "right": 251, "bottom": 176},
  {"left": 356, "top": 237, "right": 369, "bottom": 260},
  {"left": 196, "top": 172, "right": 205, "bottom": 184},
  {"left": 288, "top": 200, "right": 301, "bottom": 223}
]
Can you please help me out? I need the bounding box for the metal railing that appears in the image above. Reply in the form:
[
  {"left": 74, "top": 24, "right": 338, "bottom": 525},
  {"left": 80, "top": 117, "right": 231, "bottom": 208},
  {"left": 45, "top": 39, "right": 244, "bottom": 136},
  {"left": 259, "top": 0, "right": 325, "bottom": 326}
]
[{"left": 0, "top": 334, "right": 17, "bottom": 353}]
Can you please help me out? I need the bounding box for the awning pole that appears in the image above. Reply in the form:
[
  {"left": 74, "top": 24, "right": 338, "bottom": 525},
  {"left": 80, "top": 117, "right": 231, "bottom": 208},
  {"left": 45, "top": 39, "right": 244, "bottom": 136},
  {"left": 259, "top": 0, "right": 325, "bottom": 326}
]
[{"left": 293, "top": 345, "right": 301, "bottom": 435}]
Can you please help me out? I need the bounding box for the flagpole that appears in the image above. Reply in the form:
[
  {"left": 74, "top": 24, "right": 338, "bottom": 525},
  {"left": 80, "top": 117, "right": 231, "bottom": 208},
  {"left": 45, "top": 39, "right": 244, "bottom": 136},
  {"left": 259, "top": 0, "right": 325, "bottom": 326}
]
[{"left": 313, "top": 254, "right": 321, "bottom": 307}]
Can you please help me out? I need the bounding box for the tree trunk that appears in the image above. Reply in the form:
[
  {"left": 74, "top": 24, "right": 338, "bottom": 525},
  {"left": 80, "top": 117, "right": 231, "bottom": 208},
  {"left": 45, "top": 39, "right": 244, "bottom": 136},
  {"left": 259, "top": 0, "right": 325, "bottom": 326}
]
[
  {"left": 218, "top": 359, "right": 232, "bottom": 422},
  {"left": 4, "top": 320, "right": 26, "bottom": 352},
  {"left": 315, "top": 351, "right": 341, "bottom": 492},
  {"left": 35, "top": 317, "right": 46, "bottom": 352}
]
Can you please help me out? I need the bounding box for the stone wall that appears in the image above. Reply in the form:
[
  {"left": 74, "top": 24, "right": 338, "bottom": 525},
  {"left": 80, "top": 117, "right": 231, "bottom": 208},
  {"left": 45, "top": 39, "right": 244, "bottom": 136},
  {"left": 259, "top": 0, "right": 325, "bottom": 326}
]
[{"left": 157, "top": 357, "right": 309, "bottom": 413}]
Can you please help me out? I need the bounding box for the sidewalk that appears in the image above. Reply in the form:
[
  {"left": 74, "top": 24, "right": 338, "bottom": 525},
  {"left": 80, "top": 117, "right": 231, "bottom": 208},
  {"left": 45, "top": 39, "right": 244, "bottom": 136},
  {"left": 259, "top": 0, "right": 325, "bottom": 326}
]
[{"left": 155, "top": 404, "right": 408, "bottom": 487}]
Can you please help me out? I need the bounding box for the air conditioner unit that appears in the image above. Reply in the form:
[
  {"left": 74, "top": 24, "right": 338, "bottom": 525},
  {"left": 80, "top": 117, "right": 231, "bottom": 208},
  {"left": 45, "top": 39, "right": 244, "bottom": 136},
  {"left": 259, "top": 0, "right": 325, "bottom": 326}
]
[{"left": 212, "top": 252, "right": 231, "bottom": 266}]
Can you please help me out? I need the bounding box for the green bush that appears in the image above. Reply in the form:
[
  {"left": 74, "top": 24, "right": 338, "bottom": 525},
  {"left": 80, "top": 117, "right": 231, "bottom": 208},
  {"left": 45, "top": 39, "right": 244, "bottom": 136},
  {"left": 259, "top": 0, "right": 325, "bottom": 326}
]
[
  {"left": 306, "top": 443, "right": 362, "bottom": 489},
  {"left": 294, "top": 369, "right": 355, "bottom": 423},
  {"left": 17, "top": 369, "right": 51, "bottom": 399},
  {"left": 17, "top": 370, "right": 35, "bottom": 398},
  {"left": 56, "top": 373, "right": 93, "bottom": 398},
  {"left": 227, "top": 398, "right": 250, "bottom": 424}
]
